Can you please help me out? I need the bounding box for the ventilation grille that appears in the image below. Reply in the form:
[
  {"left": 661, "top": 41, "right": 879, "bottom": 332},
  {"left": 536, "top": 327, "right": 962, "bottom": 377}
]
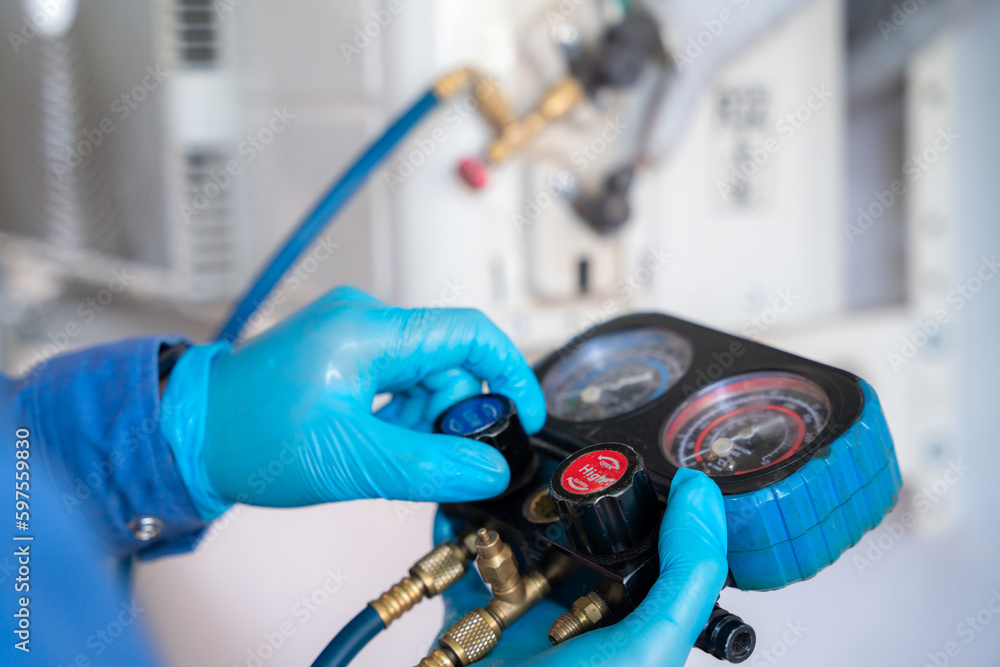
[
  {"left": 176, "top": 0, "right": 219, "bottom": 67},
  {"left": 182, "top": 150, "right": 235, "bottom": 278}
]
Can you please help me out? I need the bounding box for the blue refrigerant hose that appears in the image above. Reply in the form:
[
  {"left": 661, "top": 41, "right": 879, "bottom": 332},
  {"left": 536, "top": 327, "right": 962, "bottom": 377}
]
[
  {"left": 309, "top": 605, "right": 386, "bottom": 667},
  {"left": 215, "top": 89, "right": 441, "bottom": 343}
]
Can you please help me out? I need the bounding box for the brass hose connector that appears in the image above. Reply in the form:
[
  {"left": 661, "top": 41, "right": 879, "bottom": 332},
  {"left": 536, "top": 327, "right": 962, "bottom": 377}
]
[
  {"left": 549, "top": 591, "right": 609, "bottom": 645},
  {"left": 432, "top": 68, "right": 587, "bottom": 166},
  {"left": 433, "top": 608, "right": 503, "bottom": 666},
  {"left": 432, "top": 68, "right": 514, "bottom": 130},
  {"left": 370, "top": 541, "right": 470, "bottom": 628},
  {"left": 416, "top": 529, "right": 551, "bottom": 667}
]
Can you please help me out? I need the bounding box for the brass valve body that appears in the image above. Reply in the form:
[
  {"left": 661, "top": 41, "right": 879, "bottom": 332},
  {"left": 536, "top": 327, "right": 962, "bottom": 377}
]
[
  {"left": 416, "top": 530, "right": 551, "bottom": 667},
  {"left": 487, "top": 77, "right": 586, "bottom": 164}
]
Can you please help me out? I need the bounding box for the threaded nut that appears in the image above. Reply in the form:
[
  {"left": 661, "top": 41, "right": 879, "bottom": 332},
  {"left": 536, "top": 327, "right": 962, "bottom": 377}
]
[
  {"left": 549, "top": 592, "right": 608, "bottom": 645},
  {"left": 438, "top": 608, "right": 502, "bottom": 665},
  {"left": 412, "top": 542, "right": 468, "bottom": 596}
]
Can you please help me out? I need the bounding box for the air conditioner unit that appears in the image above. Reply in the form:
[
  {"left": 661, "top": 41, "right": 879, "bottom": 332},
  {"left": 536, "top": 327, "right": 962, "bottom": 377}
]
[{"left": 0, "top": 0, "right": 247, "bottom": 303}]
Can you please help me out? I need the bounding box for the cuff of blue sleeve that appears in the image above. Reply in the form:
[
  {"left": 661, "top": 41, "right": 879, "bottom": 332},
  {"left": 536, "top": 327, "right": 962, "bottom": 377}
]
[
  {"left": 161, "top": 342, "right": 234, "bottom": 521},
  {"left": 27, "top": 336, "right": 209, "bottom": 559}
]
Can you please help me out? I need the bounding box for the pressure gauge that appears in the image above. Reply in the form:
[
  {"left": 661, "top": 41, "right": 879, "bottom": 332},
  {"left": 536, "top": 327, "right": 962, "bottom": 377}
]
[
  {"left": 541, "top": 327, "right": 692, "bottom": 422},
  {"left": 662, "top": 372, "right": 831, "bottom": 477}
]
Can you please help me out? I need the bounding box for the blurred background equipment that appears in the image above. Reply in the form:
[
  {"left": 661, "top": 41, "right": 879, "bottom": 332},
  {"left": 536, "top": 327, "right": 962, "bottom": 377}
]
[{"left": 1, "top": 0, "right": 998, "bottom": 665}]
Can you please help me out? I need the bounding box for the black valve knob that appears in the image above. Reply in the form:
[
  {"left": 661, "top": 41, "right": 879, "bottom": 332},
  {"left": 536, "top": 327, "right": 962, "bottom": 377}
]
[
  {"left": 549, "top": 443, "right": 659, "bottom": 555},
  {"left": 695, "top": 605, "right": 756, "bottom": 663},
  {"left": 435, "top": 394, "right": 537, "bottom": 493},
  {"left": 572, "top": 166, "right": 636, "bottom": 235}
]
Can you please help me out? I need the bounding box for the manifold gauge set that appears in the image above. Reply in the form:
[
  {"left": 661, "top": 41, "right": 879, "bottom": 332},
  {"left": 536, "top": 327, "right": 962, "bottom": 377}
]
[{"left": 428, "top": 312, "right": 901, "bottom": 665}]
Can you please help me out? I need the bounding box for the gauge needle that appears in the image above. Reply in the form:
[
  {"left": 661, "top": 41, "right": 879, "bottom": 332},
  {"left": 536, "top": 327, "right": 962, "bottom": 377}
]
[
  {"left": 677, "top": 442, "right": 749, "bottom": 464},
  {"left": 555, "top": 370, "right": 656, "bottom": 404},
  {"left": 731, "top": 415, "right": 787, "bottom": 441}
]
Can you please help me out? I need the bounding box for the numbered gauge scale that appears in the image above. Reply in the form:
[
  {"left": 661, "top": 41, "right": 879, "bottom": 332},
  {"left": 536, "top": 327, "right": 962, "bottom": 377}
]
[{"left": 438, "top": 313, "right": 901, "bottom": 663}]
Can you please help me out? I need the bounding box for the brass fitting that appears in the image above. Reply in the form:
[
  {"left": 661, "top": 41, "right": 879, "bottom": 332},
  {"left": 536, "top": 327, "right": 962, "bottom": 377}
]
[
  {"left": 474, "top": 529, "right": 521, "bottom": 600},
  {"left": 418, "top": 649, "right": 458, "bottom": 667},
  {"left": 432, "top": 68, "right": 514, "bottom": 131},
  {"left": 432, "top": 69, "right": 475, "bottom": 99},
  {"left": 416, "top": 530, "right": 551, "bottom": 666},
  {"left": 432, "top": 68, "right": 586, "bottom": 166},
  {"left": 548, "top": 591, "right": 609, "bottom": 645},
  {"left": 437, "top": 608, "right": 503, "bottom": 665},
  {"left": 476, "top": 528, "right": 551, "bottom": 628},
  {"left": 486, "top": 77, "right": 586, "bottom": 164},
  {"left": 370, "top": 541, "right": 470, "bottom": 628},
  {"left": 486, "top": 570, "right": 550, "bottom": 629},
  {"left": 416, "top": 605, "right": 504, "bottom": 667}
]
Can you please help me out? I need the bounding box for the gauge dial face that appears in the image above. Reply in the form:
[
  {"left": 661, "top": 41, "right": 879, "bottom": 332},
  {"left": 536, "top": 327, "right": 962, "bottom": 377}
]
[
  {"left": 662, "top": 372, "right": 831, "bottom": 477},
  {"left": 543, "top": 328, "right": 692, "bottom": 422}
]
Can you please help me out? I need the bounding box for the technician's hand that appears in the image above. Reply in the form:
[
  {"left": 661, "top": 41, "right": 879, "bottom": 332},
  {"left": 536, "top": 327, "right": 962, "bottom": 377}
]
[
  {"left": 435, "top": 468, "right": 728, "bottom": 667},
  {"left": 161, "top": 286, "right": 546, "bottom": 516}
]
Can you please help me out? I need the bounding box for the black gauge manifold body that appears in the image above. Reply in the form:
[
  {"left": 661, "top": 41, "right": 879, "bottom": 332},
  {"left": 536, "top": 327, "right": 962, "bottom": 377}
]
[{"left": 437, "top": 312, "right": 901, "bottom": 661}]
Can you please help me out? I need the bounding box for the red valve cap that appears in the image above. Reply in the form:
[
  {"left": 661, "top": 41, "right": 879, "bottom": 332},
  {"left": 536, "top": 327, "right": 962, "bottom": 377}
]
[{"left": 458, "top": 157, "right": 490, "bottom": 190}]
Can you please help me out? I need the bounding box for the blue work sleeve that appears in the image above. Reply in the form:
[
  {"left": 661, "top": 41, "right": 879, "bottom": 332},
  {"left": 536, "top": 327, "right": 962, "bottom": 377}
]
[{"left": 18, "top": 336, "right": 208, "bottom": 559}]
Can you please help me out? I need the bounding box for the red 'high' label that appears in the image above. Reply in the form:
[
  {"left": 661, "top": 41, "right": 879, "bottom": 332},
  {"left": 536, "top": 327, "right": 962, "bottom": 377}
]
[{"left": 560, "top": 450, "right": 628, "bottom": 494}]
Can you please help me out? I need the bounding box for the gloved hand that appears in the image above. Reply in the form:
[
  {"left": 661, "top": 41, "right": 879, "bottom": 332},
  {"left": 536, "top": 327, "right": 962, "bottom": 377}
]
[
  {"left": 160, "top": 286, "right": 546, "bottom": 518},
  {"left": 433, "top": 468, "right": 728, "bottom": 666}
]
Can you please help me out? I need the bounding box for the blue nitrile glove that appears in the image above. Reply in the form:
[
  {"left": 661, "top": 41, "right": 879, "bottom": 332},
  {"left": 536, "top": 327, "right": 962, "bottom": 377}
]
[
  {"left": 433, "top": 468, "right": 728, "bottom": 666},
  {"left": 160, "top": 286, "right": 546, "bottom": 518}
]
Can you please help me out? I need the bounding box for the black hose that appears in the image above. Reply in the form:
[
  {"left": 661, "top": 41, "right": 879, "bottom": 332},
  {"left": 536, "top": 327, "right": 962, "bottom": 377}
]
[{"left": 310, "top": 604, "right": 385, "bottom": 667}]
